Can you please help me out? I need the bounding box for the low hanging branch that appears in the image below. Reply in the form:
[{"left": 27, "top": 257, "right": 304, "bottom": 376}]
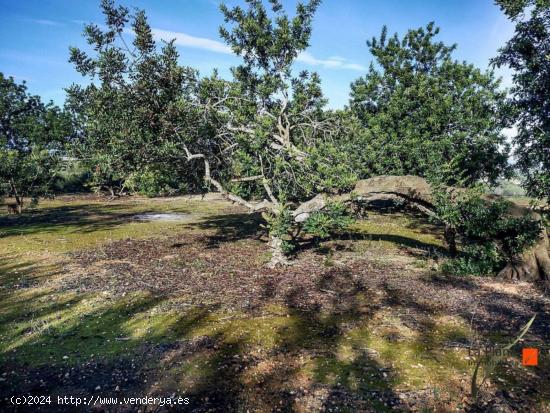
[
  {"left": 181, "top": 143, "right": 274, "bottom": 213},
  {"left": 292, "top": 175, "right": 550, "bottom": 282}
]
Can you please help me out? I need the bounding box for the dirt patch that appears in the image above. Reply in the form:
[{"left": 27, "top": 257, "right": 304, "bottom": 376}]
[
  {"left": 69, "top": 232, "right": 400, "bottom": 312},
  {"left": 69, "top": 231, "right": 550, "bottom": 329},
  {"left": 132, "top": 212, "right": 192, "bottom": 222}
]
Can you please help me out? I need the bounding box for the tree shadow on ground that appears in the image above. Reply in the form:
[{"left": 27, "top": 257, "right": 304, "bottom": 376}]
[
  {"left": 0, "top": 204, "right": 139, "bottom": 239},
  {"left": 0, "top": 255, "right": 63, "bottom": 289},
  {"left": 1, "top": 207, "right": 548, "bottom": 412},
  {"left": 0, "top": 251, "right": 407, "bottom": 412},
  {"left": 186, "top": 212, "right": 265, "bottom": 248},
  {"left": 178, "top": 267, "right": 404, "bottom": 412},
  {"left": 297, "top": 231, "right": 449, "bottom": 258}
]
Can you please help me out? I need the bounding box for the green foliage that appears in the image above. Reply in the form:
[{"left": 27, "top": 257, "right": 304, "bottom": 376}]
[
  {"left": 434, "top": 187, "right": 542, "bottom": 275},
  {"left": 126, "top": 169, "right": 173, "bottom": 198},
  {"left": 67, "top": 0, "right": 200, "bottom": 196},
  {"left": 349, "top": 23, "right": 510, "bottom": 186},
  {"left": 0, "top": 73, "right": 72, "bottom": 208},
  {"left": 303, "top": 129, "right": 359, "bottom": 194},
  {"left": 126, "top": 165, "right": 203, "bottom": 197},
  {"left": 302, "top": 201, "right": 354, "bottom": 239},
  {"left": 262, "top": 206, "right": 296, "bottom": 253},
  {"left": 442, "top": 244, "right": 503, "bottom": 276},
  {"left": 52, "top": 160, "right": 91, "bottom": 193},
  {"left": 493, "top": 0, "right": 550, "bottom": 203}
]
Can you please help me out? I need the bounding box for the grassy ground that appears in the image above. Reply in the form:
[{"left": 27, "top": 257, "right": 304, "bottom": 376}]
[{"left": 0, "top": 195, "right": 548, "bottom": 412}]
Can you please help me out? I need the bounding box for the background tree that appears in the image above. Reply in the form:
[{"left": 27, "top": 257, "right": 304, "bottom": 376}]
[
  {"left": 349, "top": 23, "right": 510, "bottom": 186},
  {"left": 67, "top": 0, "right": 200, "bottom": 197},
  {"left": 0, "top": 73, "right": 71, "bottom": 213},
  {"left": 493, "top": 0, "right": 550, "bottom": 203}
]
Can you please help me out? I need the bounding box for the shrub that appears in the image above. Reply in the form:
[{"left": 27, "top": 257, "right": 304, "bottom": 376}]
[
  {"left": 262, "top": 206, "right": 296, "bottom": 254},
  {"left": 302, "top": 201, "right": 354, "bottom": 239},
  {"left": 442, "top": 243, "right": 503, "bottom": 275},
  {"left": 434, "top": 187, "right": 542, "bottom": 275},
  {"left": 52, "top": 161, "right": 91, "bottom": 193},
  {"left": 127, "top": 170, "right": 174, "bottom": 197},
  {"left": 261, "top": 200, "right": 354, "bottom": 255}
]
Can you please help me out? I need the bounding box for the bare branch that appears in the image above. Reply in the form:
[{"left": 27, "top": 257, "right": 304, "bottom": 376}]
[
  {"left": 262, "top": 179, "right": 279, "bottom": 207},
  {"left": 259, "top": 155, "right": 279, "bottom": 207},
  {"left": 269, "top": 142, "right": 307, "bottom": 161},
  {"left": 179, "top": 140, "right": 274, "bottom": 213},
  {"left": 230, "top": 174, "right": 264, "bottom": 182},
  {"left": 226, "top": 124, "right": 256, "bottom": 135}
]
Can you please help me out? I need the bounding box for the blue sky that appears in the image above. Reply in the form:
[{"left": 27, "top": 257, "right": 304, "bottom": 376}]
[{"left": 0, "top": 0, "right": 514, "bottom": 109}]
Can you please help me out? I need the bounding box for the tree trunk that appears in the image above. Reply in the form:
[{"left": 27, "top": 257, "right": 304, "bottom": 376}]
[
  {"left": 498, "top": 230, "right": 550, "bottom": 281},
  {"left": 16, "top": 198, "right": 23, "bottom": 214},
  {"left": 267, "top": 235, "right": 290, "bottom": 268},
  {"left": 9, "top": 179, "right": 23, "bottom": 214},
  {"left": 444, "top": 225, "right": 457, "bottom": 257}
]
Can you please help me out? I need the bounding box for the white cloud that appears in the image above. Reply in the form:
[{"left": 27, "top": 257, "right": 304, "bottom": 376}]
[
  {"left": 297, "top": 51, "right": 366, "bottom": 71},
  {"left": 135, "top": 28, "right": 366, "bottom": 71},
  {"left": 25, "top": 18, "right": 62, "bottom": 26},
  {"left": 151, "top": 28, "right": 232, "bottom": 54},
  {"left": 340, "top": 62, "right": 367, "bottom": 71}
]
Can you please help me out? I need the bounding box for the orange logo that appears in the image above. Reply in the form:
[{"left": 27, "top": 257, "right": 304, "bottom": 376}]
[{"left": 522, "top": 348, "right": 538, "bottom": 366}]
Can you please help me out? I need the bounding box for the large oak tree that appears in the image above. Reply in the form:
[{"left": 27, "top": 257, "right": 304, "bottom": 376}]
[{"left": 182, "top": 0, "right": 356, "bottom": 265}]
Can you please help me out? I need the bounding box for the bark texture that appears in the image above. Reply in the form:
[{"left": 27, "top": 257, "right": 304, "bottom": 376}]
[{"left": 267, "top": 235, "right": 290, "bottom": 268}]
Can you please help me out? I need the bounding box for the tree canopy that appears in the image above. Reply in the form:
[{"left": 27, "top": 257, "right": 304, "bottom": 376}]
[
  {"left": 349, "top": 23, "right": 510, "bottom": 186},
  {"left": 0, "top": 73, "right": 72, "bottom": 212},
  {"left": 67, "top": 0, "right": 201, "bottom": 196},
  {"left": 493, "top": 0, "right": 550, "bottom": 203}
]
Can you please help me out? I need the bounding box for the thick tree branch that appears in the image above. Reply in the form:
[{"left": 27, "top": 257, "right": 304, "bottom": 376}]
[
  {"left": 292, "top": 175, "right": 550, "bottom": 282},
  {"left": 181, "top": 144, "right": 273, "bottom": 213}
]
